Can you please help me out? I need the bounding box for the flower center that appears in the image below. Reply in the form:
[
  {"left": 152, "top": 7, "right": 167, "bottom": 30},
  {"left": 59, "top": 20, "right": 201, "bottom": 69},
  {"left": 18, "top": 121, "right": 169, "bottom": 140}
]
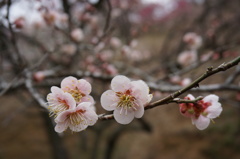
[
  {"left": 68, "top": 110, "right": 86, "bottom": 126},
  {"left": 48, "top": 98, "right": 70, "bottom": 117},
  {"left": 69, "top": 87, "right": 85, "bottom": 103},
  {"left": 116, "top": 90, "right": 137, "bottom": 110}
]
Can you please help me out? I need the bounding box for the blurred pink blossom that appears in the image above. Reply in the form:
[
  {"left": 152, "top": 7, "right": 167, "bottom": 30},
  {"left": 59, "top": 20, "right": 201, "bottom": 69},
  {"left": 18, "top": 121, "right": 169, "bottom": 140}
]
[
  {"left": 71, "top": 28, "right": 84, "bottom": 42},
  {"left": 177, "top": 50, "right": 197, "bottom": 66},
  {"left": 183, "top": 32, "right": 202, "bottom": 49}
]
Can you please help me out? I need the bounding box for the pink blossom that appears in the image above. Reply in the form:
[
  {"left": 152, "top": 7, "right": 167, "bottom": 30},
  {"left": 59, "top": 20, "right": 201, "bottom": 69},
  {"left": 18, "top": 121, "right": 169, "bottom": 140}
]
[
  {"left": 177, "top": 50, "right": 197, "bottom": 66},
  {"left": 54, "top": 102, "right": 98, "bottom": 133},
  {"left": 60, "top": 76, "right": 94, "bottom": 105},
  {"left": 47, "top": 86, "right": 76, "bottom": 117},
  {"left": 183, "top": 32, "right": 202, "bottom": 49},
  {"left": 102, "top": 63, "right": 118, "bottom": 75},
  {"left": 101, "top": 75, "right": 152, "bottom": 124},
  {"left": 33, "top": 71, "right": 45, "bottom": 82},
  {"left": 71, "top": 28, "right": 84, "bottom": 42},
  {"left": 180, "top": 78, "right": 192, "bottom": 86},
  {"left": 110, "top": 37, "right": 122, "bottom": 48},
  {"left": 179, "top": 94, "right": 223, "bottom": 130}
]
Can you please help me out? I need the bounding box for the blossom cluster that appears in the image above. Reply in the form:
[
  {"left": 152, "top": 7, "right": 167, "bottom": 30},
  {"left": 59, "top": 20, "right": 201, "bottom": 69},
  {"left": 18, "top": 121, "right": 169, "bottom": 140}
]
[
  {"left": 46, "top": 75, "right": 223, "bottom": 133},
  {"left": 46, "top": 75, "right": 153, "bottom": 132},
  {"left": 47, "top": 76, "right": 98, "bottom": 133},
  {"left": 179, "top": 94, "right": 223, "bottom": 130}
]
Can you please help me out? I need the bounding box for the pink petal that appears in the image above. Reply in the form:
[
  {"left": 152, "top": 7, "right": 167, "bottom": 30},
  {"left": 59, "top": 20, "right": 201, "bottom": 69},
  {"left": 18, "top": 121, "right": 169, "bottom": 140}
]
[
  {"left": 76, "top": 79, "right": 92, "bottom": 95},
  {"left": 76, "top": 102, "right": 91, "bottom": 111},
  {"left": 61, "top": 76, "right": 78, "bottom": 91},
  {"left": 55, "top": 109, "right": 74, "bottom": 123},
  {"left": 131, "top": 80, "right": 150, "bottom": 105},
  {"left": 84, "top": 110, "right": 98, "bottom": 126},
  {"left": 101, "top": 90, "right": 119, "bottom": 111},
  {"left": 55, "top": 122, "right": 68, "bottom": 133},
  {"left": 192, "top": 115, "right": 210, "bottom": 130},
  {"left": 80, "top": 95, "right": 95, "bottom": 104},
  {"left": 111, "top": 75, "right": 131, "bottom": 92},
  {"left": 206, "top": 102, "right": 222, "bottom": 118},
  {"left": 134, "top": 102, "right": 144, "bottom": 118},
  {"left": 69, "top": 123, "right": 88, "bottom": 132},
  {"left": 113, "top": 107, "right": 135, "bottom": 124},
  {"left": 203, "top": 94, "right": 219, "bottom": 103},
  {"left": 63, "top": 92, "right": 76, "bottom": 109},
  {"left": 51, "top": 86, "right": 62, "bottom": 94}
]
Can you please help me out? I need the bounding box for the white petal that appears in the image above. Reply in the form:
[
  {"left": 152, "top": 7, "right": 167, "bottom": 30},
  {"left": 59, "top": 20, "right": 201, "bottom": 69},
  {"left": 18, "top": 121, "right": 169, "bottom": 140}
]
[
  {"left": 69, "top": 123, "right": 88, "bottom": 132},
  {"left": 81, "top": 95, "right": 95, "bottom": 104},
  {"left": 131, "top": 80, "right": 150, "bottom": 105},
  {"left": 134, "top": 102, "right": 144, "bottom": 118},
  {"left": 111, "top": 75, "right": 131, "bottom": 92},
  {"left": 63, "top": 92, "right": 76, "bottom": 109},
  {"left": 100, "top": 90, "right": 119, "bottom": 111},
  {"left": 84, "top": 110, "right": 98, "bottom": 126},
  {"left": 61, "top": 76, "right": 77, "bottom": 91},
  {"left": 113, "top": 107, "right": 135, "bottom": 124},
  {"left": 206, "top": 102, "right": 222, "bottom": 118},
  {"left": 77, "top": 79, "right": 92, "bottom": 95},
  {"left": 76, "top": 102, "right": 91, "bottom": 110},
  {"left": 192, "top": 115, "right": 210, "bottom": 130},
  {"left": 55, "top": 122, "right": 68, "bottom": 133},
  {"left": 203, "top": 94, "right": 219, "bottom": 103},
  {"left": 55, "top": 109, "right": 74, "bottom": 122},
  {"left": 186, "top": 94, "right": 195, "bottom": 100}
]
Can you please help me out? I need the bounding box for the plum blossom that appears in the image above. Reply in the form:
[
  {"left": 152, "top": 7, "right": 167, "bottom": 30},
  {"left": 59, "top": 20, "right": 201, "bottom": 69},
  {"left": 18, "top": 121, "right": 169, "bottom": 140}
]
[
  {"left": 47, "top": 86, "right": 76, "bottom": 117},
  {"left": 177, "top": 50, "right": 197, "bottom": 66},
  {"left": 71, "top": 28, "right": 84, "bottom": 42},
  {"left": 55, "top": 102, "right": 98, "bottom": 133},
  {"left": 179, "top": 94, "right": 223, "bottom": 130},
  {"left": 101, "top": 75, "right": 152, "bottom": 124},
  {"left": 183, "top": 32, "right": 202, "bottom": 49},
  {"left": 60, "top": 76, "right": 94, "bottom": 105}
]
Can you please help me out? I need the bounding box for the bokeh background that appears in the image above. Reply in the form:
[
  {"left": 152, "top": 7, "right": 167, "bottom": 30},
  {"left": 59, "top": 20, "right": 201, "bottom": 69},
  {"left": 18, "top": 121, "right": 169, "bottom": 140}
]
[{"left": 0, "top": 0, "right": 240, "bottom": 159}]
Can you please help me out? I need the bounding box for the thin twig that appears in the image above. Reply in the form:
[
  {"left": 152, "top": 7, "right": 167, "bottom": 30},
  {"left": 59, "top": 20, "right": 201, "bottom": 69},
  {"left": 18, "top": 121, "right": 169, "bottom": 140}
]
[{"left": 99, "top": 56, "right": 240, "bottom": 120}]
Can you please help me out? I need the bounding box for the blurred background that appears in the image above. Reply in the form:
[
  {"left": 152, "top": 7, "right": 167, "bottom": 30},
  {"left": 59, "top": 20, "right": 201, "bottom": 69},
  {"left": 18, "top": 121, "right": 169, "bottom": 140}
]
[{"left": 0, "top": 0, "right": 240, "bottom": 159}]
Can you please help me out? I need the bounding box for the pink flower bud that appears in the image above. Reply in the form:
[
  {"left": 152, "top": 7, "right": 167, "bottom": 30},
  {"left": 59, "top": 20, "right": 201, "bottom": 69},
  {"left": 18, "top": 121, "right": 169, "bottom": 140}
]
[{"left": 71, "top": 28, "right": 84, "bottom": 42}]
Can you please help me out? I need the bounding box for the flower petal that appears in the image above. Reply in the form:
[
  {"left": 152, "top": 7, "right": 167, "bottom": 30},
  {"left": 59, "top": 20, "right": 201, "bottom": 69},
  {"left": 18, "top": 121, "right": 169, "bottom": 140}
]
[
  {"left": 81, "top": 95, "right": 95, "bottom": 104},
  {"left": 61, "top": 76, "right": 78, "bottom": 91},
  {"left": 111, "top": 75, "right": 131, "bottom": 92},
  {"left": 55, "top": 122, "right": 68, "bottom": 133},
  {"left": 51, "top": 86, "right": 62, "bottom": 94},
  {"left": 101, "top": 90, "right": 119, "bottom": 111},
  {"left": 113, "top": 107, "right": 135, "bottom": 124},
  {"left": 203, "top": 94, "right": 219, "bottom": 103},
  {"left": 134, "top": 102, "right": 144, "bottom": 118},
  {"left": 131, "top": 80, "right": 150, "bottom": 105},
  {"left": 84, "top": 110, "right": 98, "bottom": 126},
  {"left": 69, "top": 123, "right": 88, "bottom": 132},
  {"left": 55, "top": 109, "right": 74, "bottom": 123},
  {"left": 186, "top": 94, "right": 195, "bottom": 100},
  {"left": 76, "top": 79, "right": 92, "bottom": 95},
  {"left": 206, "top": 102, "right": 222, "bottom": 118},
  {"left": 192, "top": 115, "right": 210, "bottom": 130},
  {"left": 63, "top": 92, "right": 76, "bottom": 109}
]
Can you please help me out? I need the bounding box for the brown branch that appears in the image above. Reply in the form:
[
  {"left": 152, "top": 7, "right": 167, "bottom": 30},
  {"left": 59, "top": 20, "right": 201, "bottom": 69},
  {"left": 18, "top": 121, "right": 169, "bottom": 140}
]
[
  {"left": 99, "top": 56, "right": 240, "bottom": 120},
  {"left": 6, "top": 0, "right": 25, "bottom": 68}
]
